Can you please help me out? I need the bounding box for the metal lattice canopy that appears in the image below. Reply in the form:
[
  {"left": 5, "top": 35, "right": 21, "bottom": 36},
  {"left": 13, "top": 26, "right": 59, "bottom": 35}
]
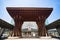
[
  {"left": 0, "top": 19, "right": 14, "bottom": 30},
  {"left": 46, "top": 19, "right": 60, "bottom": 30}
]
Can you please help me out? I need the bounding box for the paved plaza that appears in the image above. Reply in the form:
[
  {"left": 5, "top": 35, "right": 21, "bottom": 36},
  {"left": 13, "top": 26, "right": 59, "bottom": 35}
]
[
  {"left": 4, "top": 38, "right": 59, "bottom": 40},
  {"left": 2, "top": 37, "right": 59, "bottom": 40}
]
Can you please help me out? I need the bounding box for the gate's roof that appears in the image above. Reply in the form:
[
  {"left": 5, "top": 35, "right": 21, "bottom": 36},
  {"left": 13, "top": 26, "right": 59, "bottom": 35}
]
[{"left": 6, "top": 7, "right": 53, "bottom": 21}]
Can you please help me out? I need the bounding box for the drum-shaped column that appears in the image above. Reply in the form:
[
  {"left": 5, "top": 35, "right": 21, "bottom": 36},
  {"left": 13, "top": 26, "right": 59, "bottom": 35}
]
[
  {"left": 11, "top": 15, "right": 23, "bottom": 37},
  {"left": 37, "top": 16, "right": 47, "bottom": 37}
]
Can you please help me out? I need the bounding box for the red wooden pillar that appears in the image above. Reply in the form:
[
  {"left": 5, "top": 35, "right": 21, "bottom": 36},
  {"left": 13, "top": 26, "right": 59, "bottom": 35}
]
[
  {"left": 11, "top": 15, "right": 23, "bottom": 37},
  {"left": 37, "top": 16, "right": 47, "bottom": 37}
]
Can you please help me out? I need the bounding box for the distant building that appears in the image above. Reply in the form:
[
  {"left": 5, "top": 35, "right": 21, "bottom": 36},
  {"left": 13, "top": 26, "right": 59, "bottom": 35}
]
[
  {"left": 22, "top": 27, "right": 38, "bottom": 38},
  {"left": 48, "top": 29, "right": 59, "bottom": 37}
]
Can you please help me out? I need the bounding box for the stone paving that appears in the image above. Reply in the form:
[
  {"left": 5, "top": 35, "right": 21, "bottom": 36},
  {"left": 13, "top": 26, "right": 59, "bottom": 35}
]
[
  {"left": 4, "top": 37, "right": 59, "bottom": 40},
  {"left": 4, "top": 38, "right": 59, "bottom": 40}
]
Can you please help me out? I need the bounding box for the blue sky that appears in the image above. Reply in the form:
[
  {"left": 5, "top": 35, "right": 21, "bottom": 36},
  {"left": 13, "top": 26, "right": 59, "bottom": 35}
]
[{"left": 0, "top": 0, "right": 60, "bottom": 29}]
